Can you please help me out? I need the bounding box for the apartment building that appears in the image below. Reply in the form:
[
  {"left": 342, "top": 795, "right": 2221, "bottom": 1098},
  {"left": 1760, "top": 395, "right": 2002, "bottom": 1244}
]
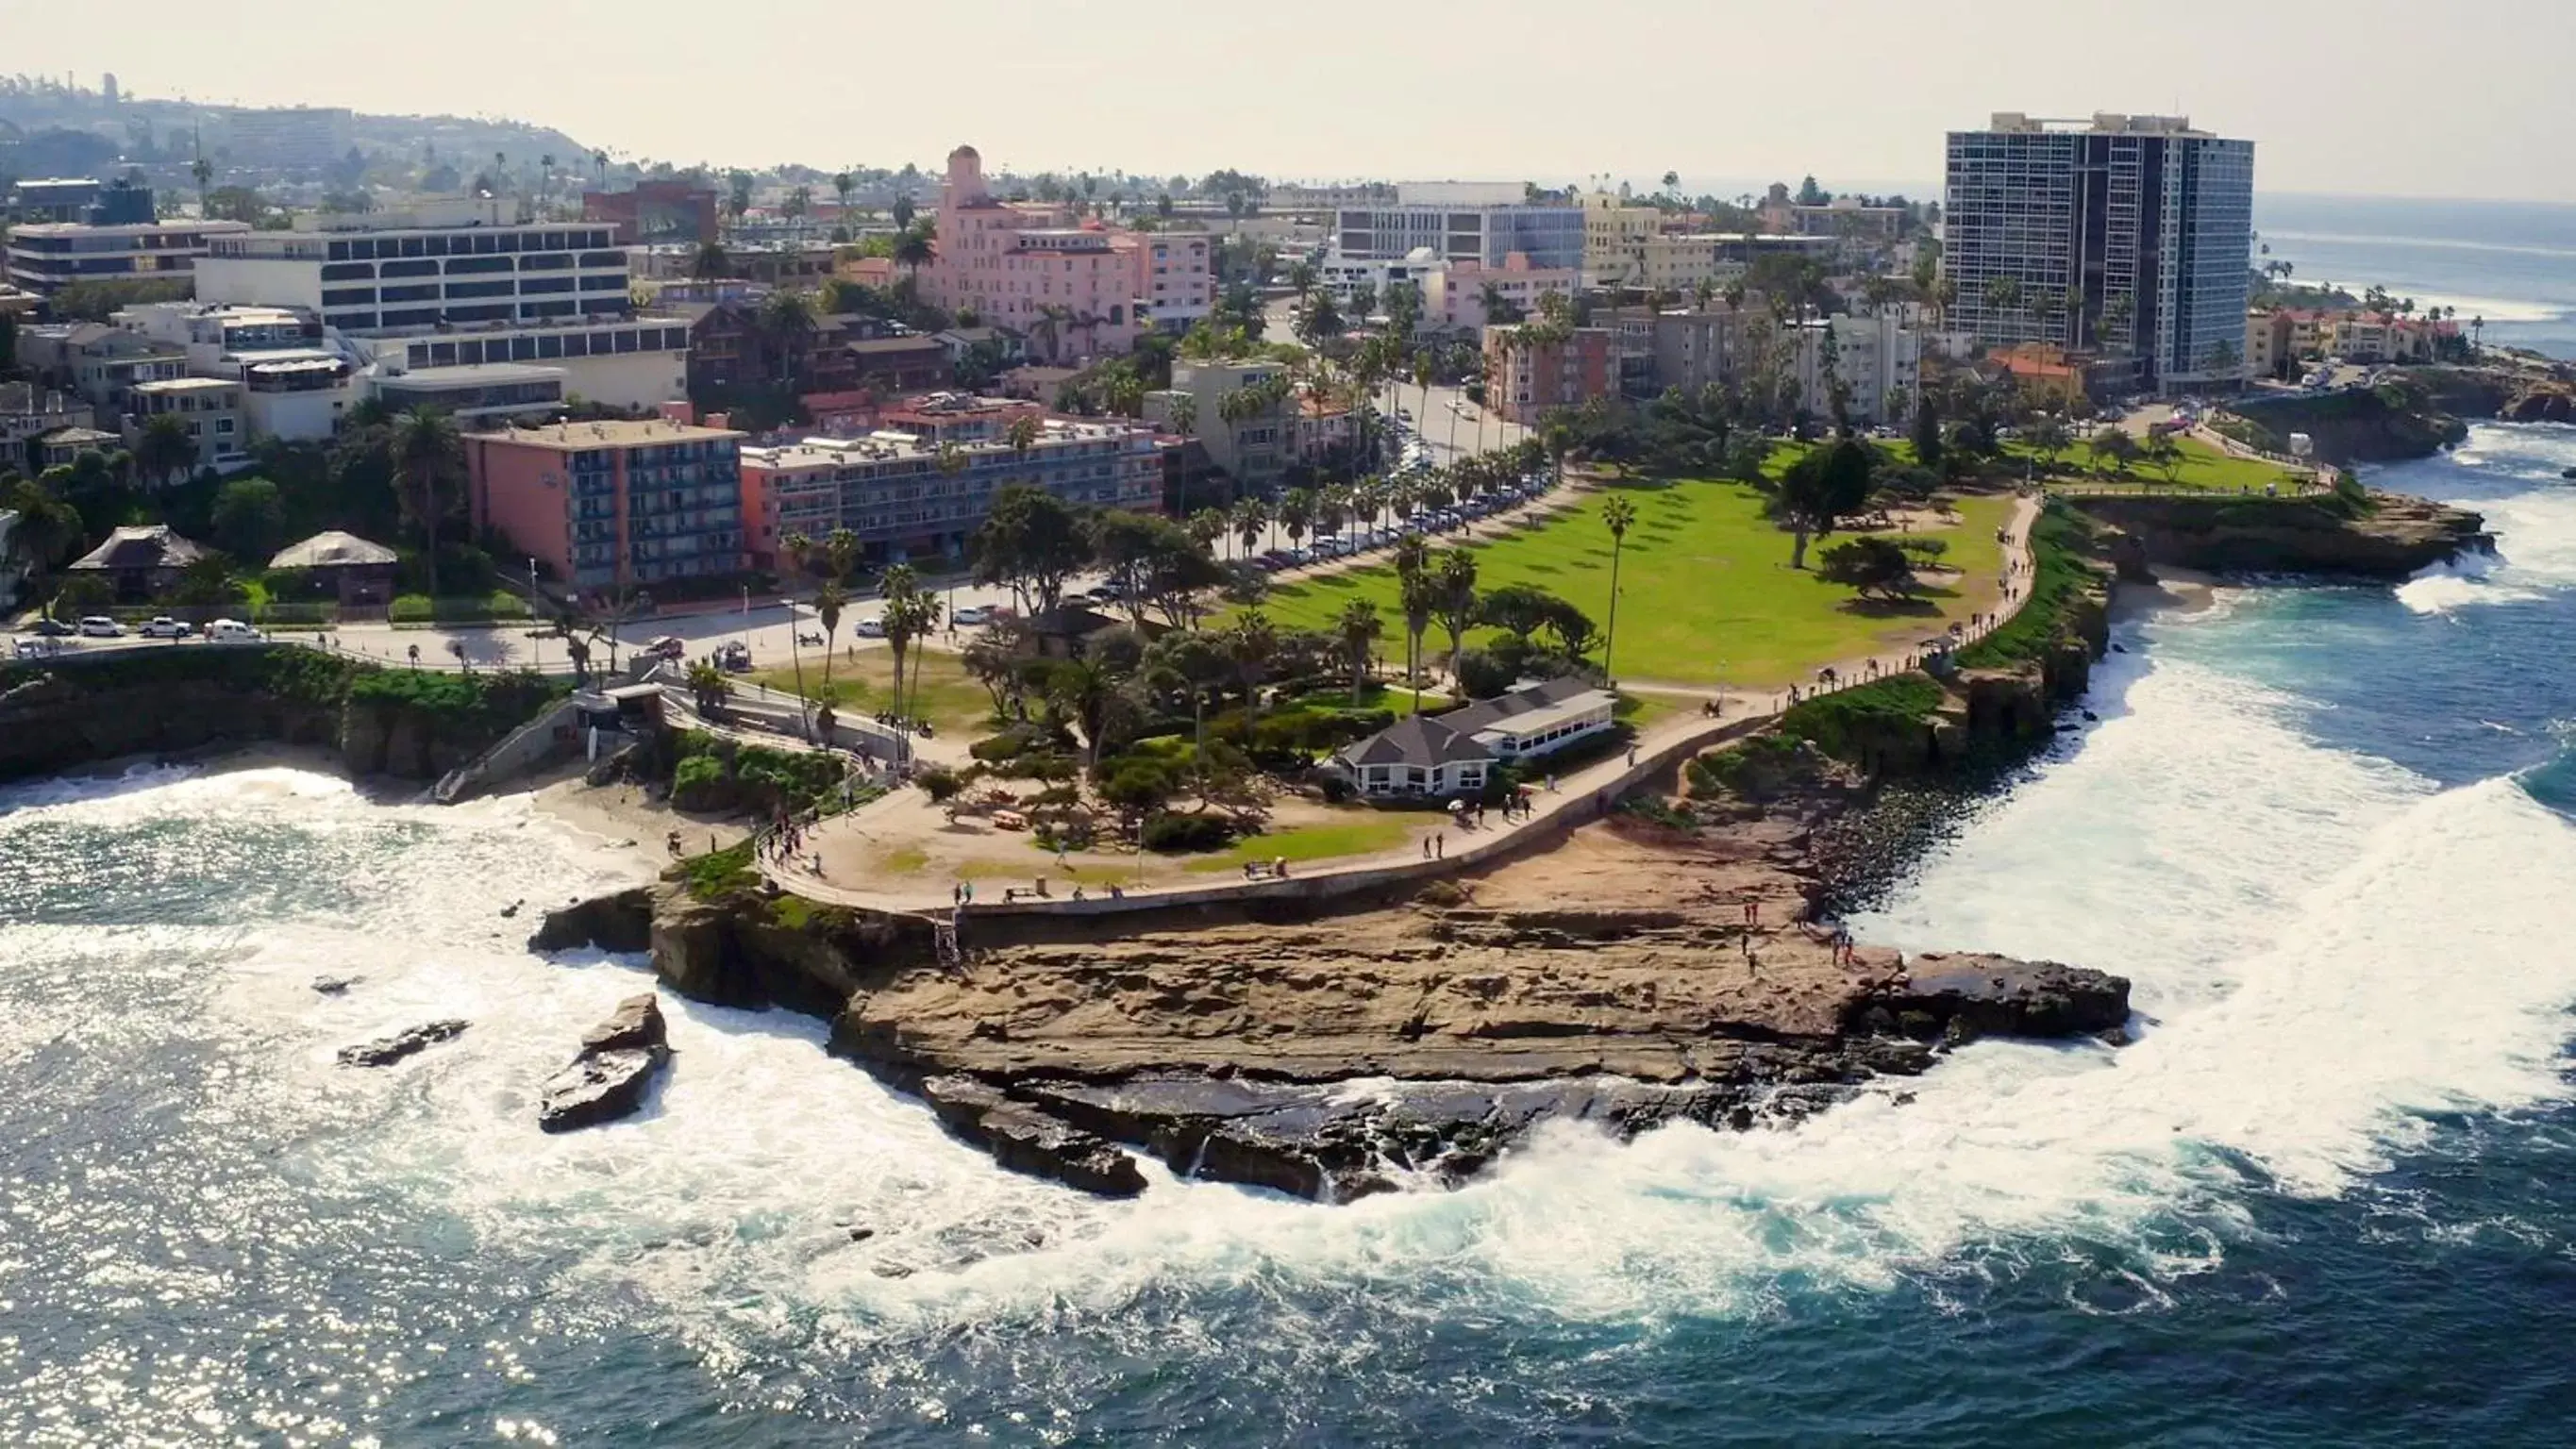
[
  {"left": 125, "top": 376, "right": 250, "bottom": 477},
  {"left": 1790, "top": 312, "right": 1921, "bottom": 425},
  {"left": 1307, "top": 247, "right": 1578, "bottom": 334},
  {"left": 193, "top": 199, "right": 628, "bottom": 333},
  {"left": 1334, "top": 183, "right": 1585, "bottom": 273},
  {"left": 1635, "top": 307, "right": 1768, "bottom": 397},
  {"left": 923, "top": 145, "right": 1213, "bottom": 359},
  {"left": 1483, "top": 325, "right": 1616, "bottom": 425},
  {"left": 583, "top": 181, "right": 720, "bottom": 247},
  {"left": 112, "top": 301, "right": 351, "bottom": 441},
  {"left": 1147, "top": 359, "right": 1290, "bottom": 490},
  {"left": 1580, "top": 190, "right": 1665, "bottom": 288},
  {"left": 1, "top": 382, "right": 96, "bottom": 472},
  {"left": 1423, "top": 255, "right": 1581, "bottom": 333},
  {"left": 1756, "top": 186, "right": 1911, "bottom": 240},
  {"left": 736, "top": 413, "right": 1162, "bottom": 567},
  {"left": 4, "top": 217, "right": 252, "bottom": 294},
  {"left": 1943, "top": 111, "right": 2255, "bottom": 392},
  {"left": 14, "top": 322, "right": 189, "bottom": 410},
  {"left": 466, "top": 419, "right": 747, "bottom": 591}
]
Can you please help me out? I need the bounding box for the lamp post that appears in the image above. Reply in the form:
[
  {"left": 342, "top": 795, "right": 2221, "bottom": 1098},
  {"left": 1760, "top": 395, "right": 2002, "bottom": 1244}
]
[{"left": 528, "top": 556, "right": 542, "bottom": 672}]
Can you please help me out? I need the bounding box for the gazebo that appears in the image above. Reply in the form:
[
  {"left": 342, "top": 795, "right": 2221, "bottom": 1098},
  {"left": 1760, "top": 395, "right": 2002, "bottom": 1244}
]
[
  {"left": 68, "top": 525, "right": 208, "bottom": 601},
  {"left": 269, "top": 531, "right": 399, "bottom": 608}
]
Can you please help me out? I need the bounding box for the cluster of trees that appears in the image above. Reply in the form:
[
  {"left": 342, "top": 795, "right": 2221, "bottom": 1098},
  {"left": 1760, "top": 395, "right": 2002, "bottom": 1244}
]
[
  {"left": 1, "top": 398, "right": 481, "bottom": 618},
  {"left": 1179, "top": 438, "right": 1553, "bottom": 570}
]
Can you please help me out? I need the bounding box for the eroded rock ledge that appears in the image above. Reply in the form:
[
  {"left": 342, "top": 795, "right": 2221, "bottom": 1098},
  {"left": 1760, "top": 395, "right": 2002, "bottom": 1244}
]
[{"left": 538, "top": 796, "right": 2131, "bottom": 1203}]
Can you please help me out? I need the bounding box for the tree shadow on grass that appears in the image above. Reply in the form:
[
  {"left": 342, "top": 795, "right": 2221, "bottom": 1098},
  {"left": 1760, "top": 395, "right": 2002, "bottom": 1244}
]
[{"left": 1835, "top": 595, "right": 1949, "bottom": 619}]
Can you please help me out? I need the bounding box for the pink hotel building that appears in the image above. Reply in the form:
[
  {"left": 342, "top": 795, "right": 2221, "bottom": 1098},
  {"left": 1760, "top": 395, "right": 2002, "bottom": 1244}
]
[{"left": 920, "top": 145, "right": 1212, "bottom": 363}]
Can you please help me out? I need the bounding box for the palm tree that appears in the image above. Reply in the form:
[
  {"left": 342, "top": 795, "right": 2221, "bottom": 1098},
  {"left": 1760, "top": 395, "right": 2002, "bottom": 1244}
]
[
  {"left": 1335, "top": 599, "right": 1384, "bottom": 705},
  {"left": 894, "top": 226, "right": 934, "bottom": 277},
  {"left": 1599, "top": 495, "right": 1637, "bottom": 682},
  {"left": 1004, "top": 413, "right": 1043, "bottom": 480},
  {"left": 1434, "top": 548, "right": 1480, "bottom": 687},
  {"left": 690, "top": 241, "right": 730, "bottom": 280},
  {"left": 1231, "top": 496, "right": 1270, "bottom": 558},
  {"left": 878, "top": 562, "right": 939, "bottom": 764},
  {"left": 758, "top": 288, "right": 818, "bottom": 388},
  {"left": 778, "top": 529, "right": 815, "bottom": 709},
  {"left": 191, "top": 151, "right": 213, "bottom": 213},
  {"left": 136, "top": 412, "right": 198, "bottom": 490},
  {"left": 392, "top": 407, "right": 463, "bottom": 596},
  {"left": 1279, "top": 487, "right": 1315, "bottom": 553},
  {"left": 1224, "top": 609, "right": 1279, "bottom": 718},
  {"left": 1167, "top": 391, "right": 1198, "bottom": 437},
  {"left": 1392, "top": 533, "right": 1433, "bottom": 706},
  {"left": 685, "top": 659, "right": 732, "bottom": 717}
]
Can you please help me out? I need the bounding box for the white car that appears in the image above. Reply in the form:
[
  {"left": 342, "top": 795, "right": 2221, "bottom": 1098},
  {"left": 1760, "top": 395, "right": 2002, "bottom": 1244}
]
[
  {"left": 855, "top": 616, "right": 886, "bottom": 639},
  {"left": 206, "top": 619, "right": 260, "bottom": 643},
  {"left": 140, "top": 616, "right": 193, "bottom": 639},
  {"left": 951, "top": 605, "right": 994, "bottom": 627},
  {"left": 77, "top": 616, "right": 125, "bottom": 638}
]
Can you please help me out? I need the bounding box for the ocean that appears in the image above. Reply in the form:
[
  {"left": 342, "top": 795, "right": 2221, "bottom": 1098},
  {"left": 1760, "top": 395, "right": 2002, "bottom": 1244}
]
[
  {"left": 8, "top": 225, "right": 2576, "bottom": 1445},
  {"left": 2255, "top": 193, "right": 2576, "bottom": 360}
]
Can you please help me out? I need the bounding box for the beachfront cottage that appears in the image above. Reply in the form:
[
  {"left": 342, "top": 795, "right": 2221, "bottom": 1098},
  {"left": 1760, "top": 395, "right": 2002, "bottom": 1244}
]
[
  {"left": 65, "top": 524, "right": 209, "bottom": 601},
  {"left": 1332, "top": 677, "right": 1619, "bottom": 800},
  {"left": 268, "top": 531, "right": 398, "bottom": 608}
]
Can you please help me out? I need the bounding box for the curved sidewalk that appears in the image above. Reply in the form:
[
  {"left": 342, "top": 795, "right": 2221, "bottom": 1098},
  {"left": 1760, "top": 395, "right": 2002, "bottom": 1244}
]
[{"left": 760, "top": 494, "right": 2043, "bottom": 920}]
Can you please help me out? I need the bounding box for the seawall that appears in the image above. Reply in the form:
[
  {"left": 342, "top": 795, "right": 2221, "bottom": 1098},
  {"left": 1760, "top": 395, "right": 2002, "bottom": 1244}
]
[{"left": 0, "top": 644, "right": 564, "bottom": 786}]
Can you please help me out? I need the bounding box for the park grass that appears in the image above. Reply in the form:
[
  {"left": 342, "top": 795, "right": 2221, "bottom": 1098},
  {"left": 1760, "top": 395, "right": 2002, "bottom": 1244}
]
[
  {"left": 748, "top": 648, "right": 996, "bottom": 736},
  {"left": 958, "top": 856, "right": 1142, "bottom": 887},
  {"left": 1180, "top": 816, "right": 1415, "bottom": 874},
  {"left": 1251, "top": 472, "right": 2014, "bottom": 689},
  {"left": 873, "top": 844, "right": 931, "bottom": 874},
  {"left": 1617, "top": 690, "right": 1692, "bottom": 728},
  {"left": 2032, "top": 435, "right": 2310, "bottom": 494}
]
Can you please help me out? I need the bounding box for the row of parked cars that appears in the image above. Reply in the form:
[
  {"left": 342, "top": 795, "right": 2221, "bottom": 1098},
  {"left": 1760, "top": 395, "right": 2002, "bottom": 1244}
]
[
  {"left": 1243, "top": 473, "right": 1559, "bottom": 575},
  {"left": 12, "top": 615, "right": 262, "bottom": 657}
]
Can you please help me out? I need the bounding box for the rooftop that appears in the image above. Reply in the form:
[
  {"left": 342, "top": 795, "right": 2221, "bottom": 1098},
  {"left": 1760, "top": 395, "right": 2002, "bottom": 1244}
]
[
  {"left": 69, "top": 525, "right": 209, "bottom": 573},
  {"left": 469, "top": 418, "right": 744, "bottom": 449},
  {"left": 379, "top": 361, "right": 567, "bottom": 388},
  {"left": 270, "top": 530, "right": 398, "bottom": 570},
  {"left": 132, "top": 376, "right": 242, "bottom": 393},
  {"left": 8, "top": 220, "right": 252, "bottom": 238}
]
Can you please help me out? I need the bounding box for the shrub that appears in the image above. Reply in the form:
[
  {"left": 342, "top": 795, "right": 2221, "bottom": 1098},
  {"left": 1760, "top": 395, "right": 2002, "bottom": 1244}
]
[
  {"left": 1453, "top": 647, "right": 1517, "bottom": 700},
  {"left": 1780, "top": 674, "right": 1945, "bottom": 758},
  {"left": 680, "top": 840, "right": 759, "bottom": 901},
  {"left": 671, "top": 754, "right": 728, "bottom": 808},
  {"left": 389, "top": 593, "right": 435, "bottom": 624},
  {"left": 914, "top": 765, "right": 965, "bottom": 804},
  {"left": 1142, "top": 810, "right": 1237, "bottom": 854}
]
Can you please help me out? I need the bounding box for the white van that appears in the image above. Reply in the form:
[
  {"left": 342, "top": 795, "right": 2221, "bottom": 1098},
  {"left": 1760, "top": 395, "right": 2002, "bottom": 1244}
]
[
  {"left": 206, "top": 619, "right": 260, "bottom": 643},
  {"left": 76, "top": 616, "right": 124, "bottom": 638}
]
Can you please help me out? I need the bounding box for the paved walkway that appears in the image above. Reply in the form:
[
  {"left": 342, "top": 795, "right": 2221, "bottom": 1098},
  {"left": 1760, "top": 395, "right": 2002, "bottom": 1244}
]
[{"left": 757, "top": 493, "right": 2043, "bottom": 918}]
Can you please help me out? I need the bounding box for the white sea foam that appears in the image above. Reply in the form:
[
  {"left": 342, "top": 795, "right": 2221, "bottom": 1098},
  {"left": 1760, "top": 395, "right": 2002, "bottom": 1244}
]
[{"left": 22, "top": 642, "right": 2576, "bottom": 1337}]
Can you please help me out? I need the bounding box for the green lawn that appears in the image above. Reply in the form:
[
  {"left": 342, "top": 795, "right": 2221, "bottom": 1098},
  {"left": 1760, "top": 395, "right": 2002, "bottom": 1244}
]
[
  {"left": 1180, "top": 817, "right": 1415, "bottom": 874},
  {"left": 2034, "top": 435, "right": 2312, "bottom": 493},
  {"left": 748, "top": 648, "right": 996, "bottom": 735},
  {"left": 1249, "top": 473, "right": 2013, "bottom": 689}
]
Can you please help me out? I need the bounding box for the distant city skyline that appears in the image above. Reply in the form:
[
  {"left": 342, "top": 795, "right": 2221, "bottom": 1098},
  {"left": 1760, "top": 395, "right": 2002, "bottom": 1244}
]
[{"left": 6, "top": 0, "right": 2571, "bottom": 205}]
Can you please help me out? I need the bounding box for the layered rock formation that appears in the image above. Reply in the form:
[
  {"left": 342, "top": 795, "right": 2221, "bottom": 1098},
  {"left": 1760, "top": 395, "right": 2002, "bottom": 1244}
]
[
  {"left": 2079, "top": 491, "right": 2488, "bottom": 577},
  {"left": 338, "top": 1020, "right": 468, "bottom": 1067},
  {"left": 613, "top": 791, "right": 2130, "bottom": 1202},
  {"left": 538, "top": 993, "right": 672, "bottom": 1131}
]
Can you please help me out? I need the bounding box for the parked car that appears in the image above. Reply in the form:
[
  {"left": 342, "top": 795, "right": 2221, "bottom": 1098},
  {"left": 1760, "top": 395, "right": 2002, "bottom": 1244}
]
[
  {"left": 644, "top": 635, "right": 687, "bottom": 660},
  {"left": 717, "top": 641, "right": 753, "bottom": 673},
  {"left": 26, "top": 617, "right": 74, "bottom": 638},
  {"left": 206, "top": 619, "right": 261, "bottom": 643},
  {"left": 952, "top": 605, "right": 994, "bottom": 627},
  {"left": 855, "top": 616, "right": 886, "bottom": 639},
  {"left": 77, "top": 616, "right": 124, "bottom": 638},
  {"left": 140, "top": 616, "right": 192, "bottom": 639}
]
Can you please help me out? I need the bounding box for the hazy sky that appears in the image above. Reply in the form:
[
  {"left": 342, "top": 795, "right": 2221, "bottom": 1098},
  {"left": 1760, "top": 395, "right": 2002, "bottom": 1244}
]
[{"left": 12, "top": 0, "right": 2572, "bottom": 202}]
